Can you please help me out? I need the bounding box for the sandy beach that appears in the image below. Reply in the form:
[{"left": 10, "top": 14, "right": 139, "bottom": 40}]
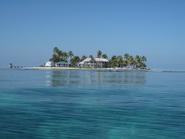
[{"left": 23, "top": 66, "right": 150, "bottom": 72}]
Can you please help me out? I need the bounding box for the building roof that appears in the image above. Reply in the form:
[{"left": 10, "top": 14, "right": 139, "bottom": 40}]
[
  {"left": 45, "top": 61, "right": 54, "bottom": 67},
  {"left": 56, "top": 61, "right": 68, "bottom": 64},
  {"left": 95, "top": 58, "right": 109, "bottom": 62},
  {"left": 79, "top": 57, "right": 108, "bottom": 65}
]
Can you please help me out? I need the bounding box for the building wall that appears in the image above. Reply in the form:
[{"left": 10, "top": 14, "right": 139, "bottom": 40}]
[{"left": 80, "top": 62, "right": 107, "bottom": 68}]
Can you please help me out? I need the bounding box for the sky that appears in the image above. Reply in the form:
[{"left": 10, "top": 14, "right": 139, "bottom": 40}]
[{"left": 0, "top": 0, "right": 185, "bottom": 70}]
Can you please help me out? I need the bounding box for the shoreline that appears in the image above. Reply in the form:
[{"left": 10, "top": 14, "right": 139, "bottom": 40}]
[
  {"left": 22, "top": 66, "right": 150, "bottom": 72},
  {"left": 4, "top": 67, "right": 185, "bottom": 73}
]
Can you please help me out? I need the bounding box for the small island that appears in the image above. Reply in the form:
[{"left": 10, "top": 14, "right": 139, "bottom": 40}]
[{"left": 26, "top": 47, "right": 148, "bottom": 71}]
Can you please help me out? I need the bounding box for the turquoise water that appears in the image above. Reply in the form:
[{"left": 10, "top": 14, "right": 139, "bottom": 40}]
[{"left": 0, "top": 69, "right": 185, "bottom": 139}]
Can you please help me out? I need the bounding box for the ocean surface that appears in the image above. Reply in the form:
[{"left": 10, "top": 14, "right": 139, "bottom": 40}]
[{"left": 0, "top": 69, "right": 185, "bottom": 139}]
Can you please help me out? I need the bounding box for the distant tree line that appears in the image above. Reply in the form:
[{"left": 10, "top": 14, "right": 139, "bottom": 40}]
[
  {"left": 108, "top": 53, "right": 147, "bottom": 68},
  {"left": 49, "top": 47, "right": 147, "bottom": 69},
  {"left": 49, "top": 47, "right": 85, "bottom": 67}
]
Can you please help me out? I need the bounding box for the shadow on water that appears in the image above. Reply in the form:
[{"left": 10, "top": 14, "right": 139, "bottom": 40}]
[{"left": 45, "top": 70, "right": 146, "bottom": 87}]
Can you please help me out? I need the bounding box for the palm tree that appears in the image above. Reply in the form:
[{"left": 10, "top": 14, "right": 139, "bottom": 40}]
[
  {"left": 71, "top": 56, "right": 80, "bottom": 67},
  {"left": 134, "top": 55, "right": 147, "bottom": 68},
  {"left": 50, "top": 47, "right": 61, "bottom": 64},
  {"left": 141, "top": 56, "right": 147, "bottom": 62},
  {"left": 97, "top": 50, "right": 102, "bottom": 58},
  {"left": 68, "top": 51, "right": 74, "bottom": 66},
  {"left": 62, "top": 52, "right": 68, "bottom": 62},
  {"left": 51, "top": 47, "right": 69, "bottom": 63},
  {"left": 128, "top": 55, "right": 134, "bottom": 66},
  {"left": 80, "top": 55, "right": 87, "bottom": 61},
  {"left": 89, "top": 55, "right": 96, "bottom": 68},
  {"left": 89, "top": 55, "right": 95, "bottom": 61},
  {"left": 135, "top": 55, "right": 141, "bottom": 68},
  {"left": 53, "top": 47, "right": 60, "bottom": 56},
  {"left": 140, "top": 56, "right": 147, "bottom": 68},
  {"left": 122, "top": 60, "right": 127, "bottom": 67},
  {"left": 68, "top": 51, "right": 74, "bottom": 59},
  {"left": 124, "top": 53, "right": 129, "bottom": 60},
  {"left": 117, "top": 55, "right": 123, "bottom": 67},
  {"left": 109, "top": 55, "right": 118, "bottom": 68},
  {"left": 102, "top": 54, "right": 108, "bottom": 59}
]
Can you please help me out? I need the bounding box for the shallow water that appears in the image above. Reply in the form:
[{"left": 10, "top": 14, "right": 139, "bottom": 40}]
[{"left": 0, "top": 69, "right": 185, "bottom": 139}]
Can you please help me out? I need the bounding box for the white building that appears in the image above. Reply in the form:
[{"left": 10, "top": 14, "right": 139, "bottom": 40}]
[
  {"left": 79, "top": 57, "right": 109, "bottom": 68},
  {"left": 55, "top": 61, "right": 68, "bottom": 67},
  {"left": 45, "top": 61, "right": 54, "bottom": 67}
]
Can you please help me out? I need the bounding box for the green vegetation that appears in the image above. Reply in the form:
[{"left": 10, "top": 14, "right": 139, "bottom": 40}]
[
  {"left": 80, "top": 55, "right": 87, "bottom": 61},
  {"left": 70, "top": 56, "right": 80, "bottom": 67},
  {"left": 97, "top": 50, "right": 108, "bottom": 59},
  {"left": 109, "top": 54, "right": 147, "bottom": 69},
  {"left": 49, "top": 47, "right": 68, "bottom": 63},
  {"left": 49, "top": 47, "right": 81, "bottom": 67},
  {"left": 49, "top": 47, "right": 147, "bottom": 69}
]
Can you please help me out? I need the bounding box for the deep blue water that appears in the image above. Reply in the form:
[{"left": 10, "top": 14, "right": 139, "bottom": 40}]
[{"left": 0, "top": 69, "right": 185, "bottom": 139}]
